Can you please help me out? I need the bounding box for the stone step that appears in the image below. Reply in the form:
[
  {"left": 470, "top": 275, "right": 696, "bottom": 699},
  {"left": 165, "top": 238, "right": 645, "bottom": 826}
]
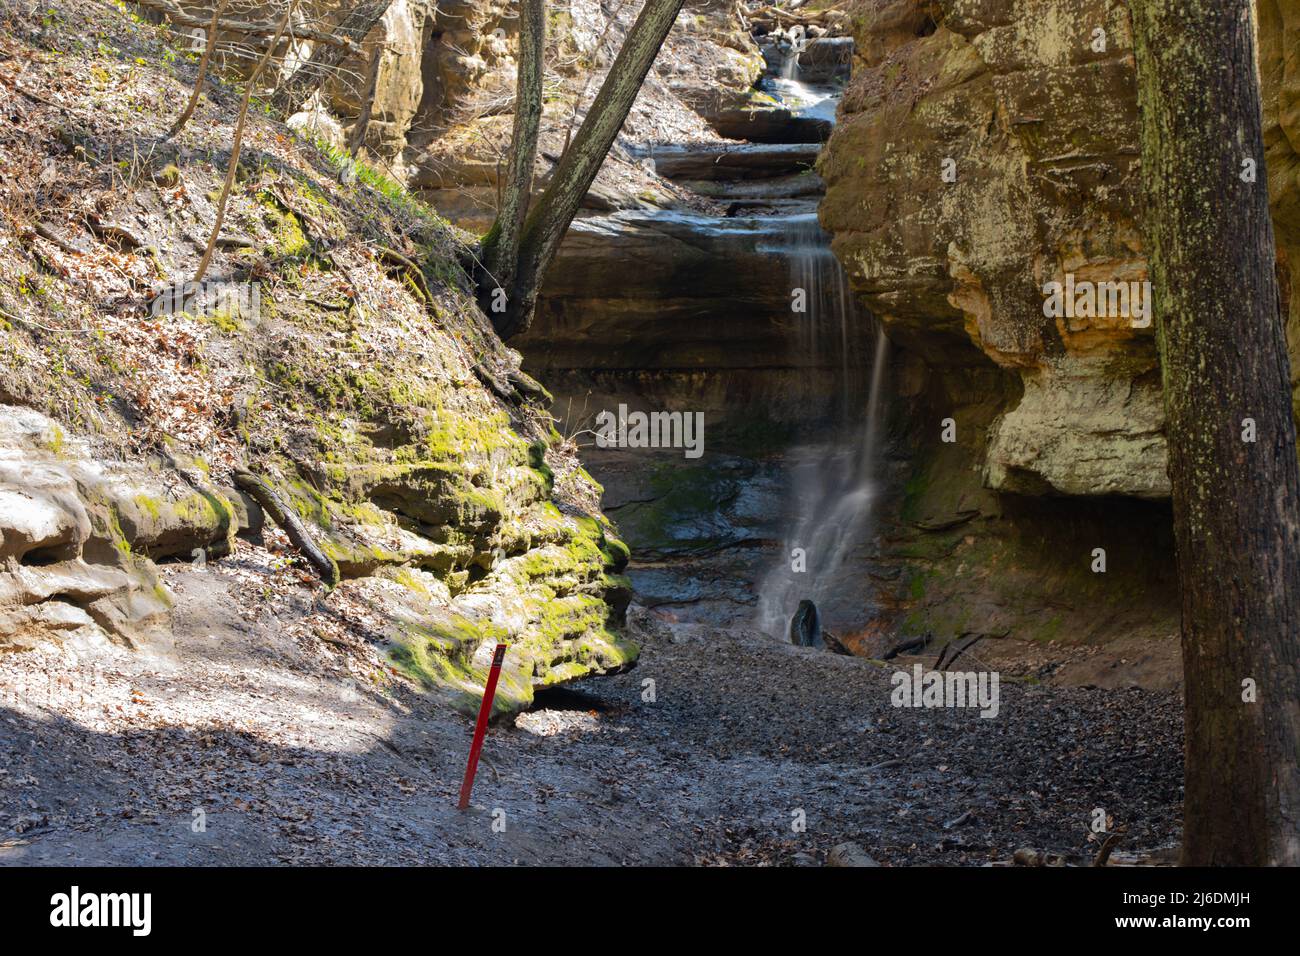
[
  {"left": 678, "top": 170, "right": 825, "bottom": 201},
  {"left": 707, "top": 106, "right": 831, "bottom": 145},
  {"left": 628, "top": 142, "right": 821, "bottom": 181}
]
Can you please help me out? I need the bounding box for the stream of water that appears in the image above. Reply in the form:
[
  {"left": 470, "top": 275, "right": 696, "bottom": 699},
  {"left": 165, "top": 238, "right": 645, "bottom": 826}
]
[{"left": 754, "top": 39, "right": 890, "bottom": 642}]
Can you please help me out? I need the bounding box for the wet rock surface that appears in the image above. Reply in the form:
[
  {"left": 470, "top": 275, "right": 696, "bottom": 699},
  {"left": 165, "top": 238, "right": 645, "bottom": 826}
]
[{"left": 524, "top": 13, "right": 875, "bottom": 638}]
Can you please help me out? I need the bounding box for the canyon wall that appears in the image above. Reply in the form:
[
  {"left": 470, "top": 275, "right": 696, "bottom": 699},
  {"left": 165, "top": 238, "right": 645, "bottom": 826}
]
[
  {"left": 208, "top": 0, "right": 1300, "bottom": 659},
  {"left": 280, "top": 0, "right": 764, "bottom": 228},
  {"left": 815, "top": 0, "right": 1298, "bottom": 649},
  {"left": 1, "top": 2, "right": 634, "bottom": 713}
]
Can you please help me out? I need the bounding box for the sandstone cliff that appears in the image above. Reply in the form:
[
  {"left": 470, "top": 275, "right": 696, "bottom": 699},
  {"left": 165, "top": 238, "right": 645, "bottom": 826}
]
[
  {"left": 0, "top": 0, "right": 634, "bottom": 712},
  {"left": 814, "top": 0, "right": 1298, "bottom": 649},
  {"left": 276, "top": 0, "right": 764, "bottom": 230}
]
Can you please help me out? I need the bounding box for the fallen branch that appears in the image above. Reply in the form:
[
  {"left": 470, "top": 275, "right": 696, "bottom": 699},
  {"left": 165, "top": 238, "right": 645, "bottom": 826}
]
[
  {"left": 748, "top": 3, "right": 851, "bottom": 33},
  {"left": 936, "top": 632, "right": 983, "bottom": 671},
  {"left": 233, "top": 468, "right": 340, "bottom": 590},
  {"left": 1093, "top": 832, "right": 1123, "bottom": 867},
  {"left": 87, "top": 218, "right": 146, "bottom": 249},
  {"left": 32, "top": 221, "right": 89, "bottom": 256},
  {"left": 132, "top": 0, "right": 363, "bottom": 55},
  {"left": 866, "top": 757, "right": 905, "bottom": 772},
  {"left": 944, "top": 809, "right": 974, "bottom": 829},
  {"left": 882, "top": 632, "right": 930, "bottom": 660},
  {"left": 374, "top": 245, "right": 432, "bottom": 303}
]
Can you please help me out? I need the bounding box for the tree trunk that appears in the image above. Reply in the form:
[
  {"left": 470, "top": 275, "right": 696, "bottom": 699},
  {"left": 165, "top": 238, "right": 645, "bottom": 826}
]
[
  {"left": 1130, "top": 0, "right": 1300, "bottom": 865},
  {"left": 490, "top": 0, "right": 686, "bottom": 338},
  {"left": 161, "top": 0, "right": 229, "bottom": 141},
  {"left": 481, "top": 0, "right": 544, "bottom": 304},
  {"left": 346, "top": 43, "right": 384, "bottom": 156},
  {"left": 271, "top": 0, "right": 395, "bottom": 115}
]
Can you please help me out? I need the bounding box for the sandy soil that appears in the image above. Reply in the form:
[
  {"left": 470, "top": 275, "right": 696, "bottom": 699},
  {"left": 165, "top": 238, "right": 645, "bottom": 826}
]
[{"left": 1, "top": 540, "right": 1183, "bottom": 866}]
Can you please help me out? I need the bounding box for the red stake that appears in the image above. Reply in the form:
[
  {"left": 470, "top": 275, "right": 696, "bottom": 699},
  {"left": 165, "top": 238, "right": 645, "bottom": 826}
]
[{"left": 457, "top": 643, "right": 507, "bottom": 809}]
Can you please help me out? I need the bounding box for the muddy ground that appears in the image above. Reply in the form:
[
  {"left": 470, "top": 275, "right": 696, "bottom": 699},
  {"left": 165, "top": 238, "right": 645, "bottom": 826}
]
[{"left": 0, "top": 540, "right": 1183, "bottom": 866}]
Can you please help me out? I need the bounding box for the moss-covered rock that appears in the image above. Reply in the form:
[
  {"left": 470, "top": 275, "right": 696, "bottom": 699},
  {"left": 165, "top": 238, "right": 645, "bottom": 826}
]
[{"left": 0, "top": 0, "right": 636, "bottom": 708}]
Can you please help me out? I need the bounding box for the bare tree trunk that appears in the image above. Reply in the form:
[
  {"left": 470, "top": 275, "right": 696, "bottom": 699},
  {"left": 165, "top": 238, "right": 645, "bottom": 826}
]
[
  {"left": 1131, "top": 0, "right": 1300, "bottom": 865},
  {"left": 489, "top": 0, "right": 686, "bottom": 338},
  {"left": 346, "top": 43, "right": 383, "bottom": 156},
  {"left": 162, "top": 0, "right": 228, "bottom": 140},
  {"left": 271, "top": 0, "right": 395, "bottom": 116},
  {"left": 480, "top": 0, "right": 544, "bottom": 305},
  {"left": 194, "top": 1, "right": 296, "bottom": 284}
]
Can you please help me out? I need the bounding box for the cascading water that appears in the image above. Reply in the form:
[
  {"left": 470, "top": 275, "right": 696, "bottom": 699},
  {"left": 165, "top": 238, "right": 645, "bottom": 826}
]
[
  {"left": 781, "top": 27, "right": 805, "bottom": 80},
  {"left": 756, "top": 335, "right": 888, "bottom": 640},
  {"left": 755, "top": 207, "right": 889, "bottom": 642},
  {"left": 781, "top": 215, "right": 856, "bottom": 412}
]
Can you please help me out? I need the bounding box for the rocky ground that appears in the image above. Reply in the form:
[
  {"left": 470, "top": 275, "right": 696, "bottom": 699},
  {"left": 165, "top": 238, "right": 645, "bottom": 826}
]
[{"left": 1, "top": 537, "right": 1183, "bottom": 866}]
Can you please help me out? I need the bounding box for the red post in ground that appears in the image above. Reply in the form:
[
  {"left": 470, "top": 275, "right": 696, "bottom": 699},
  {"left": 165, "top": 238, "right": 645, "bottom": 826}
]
[{"left": 457, "top": 643, "right": 507, "bottom": 810}]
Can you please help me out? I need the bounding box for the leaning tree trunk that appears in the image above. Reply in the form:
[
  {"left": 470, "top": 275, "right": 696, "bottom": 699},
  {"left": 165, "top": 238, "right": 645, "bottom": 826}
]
[
  {"left": 1131, "top": 0, "right": 1300, "bottom": 865},
  {"left": 490, "top": 0, "right": 686, "bottom": 338},
  {"left": 480, "top": 0, "right": 544, "bottom": 303},
  {"left": 271, "top": 0, "right": 395, "bottom": 116}
]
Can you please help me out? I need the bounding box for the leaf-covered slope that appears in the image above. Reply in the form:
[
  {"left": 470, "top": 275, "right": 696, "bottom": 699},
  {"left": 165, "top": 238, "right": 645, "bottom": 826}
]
[{"left": 0, "top": 0, "right": 634, "bottom": 712}]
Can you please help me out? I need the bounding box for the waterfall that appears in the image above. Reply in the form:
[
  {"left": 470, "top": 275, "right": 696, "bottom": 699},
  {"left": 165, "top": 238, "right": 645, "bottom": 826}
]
[
  {"left": 778, "top": 215, "right": 856, "bottom": 413},
  {"left": 781, "top": 28, "right": 806, "bottom": 81},
  {"left": 757, "top": 217, "right": 889, "bottom": 642}
]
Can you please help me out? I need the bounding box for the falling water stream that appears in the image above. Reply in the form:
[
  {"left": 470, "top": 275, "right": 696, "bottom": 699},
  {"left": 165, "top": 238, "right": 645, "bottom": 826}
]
[
  {"left": 756, "top": 270, "right": 888, "bottom": 640},
  {"left": 755, "top": 39, "right": 890, "bottom": 642}
]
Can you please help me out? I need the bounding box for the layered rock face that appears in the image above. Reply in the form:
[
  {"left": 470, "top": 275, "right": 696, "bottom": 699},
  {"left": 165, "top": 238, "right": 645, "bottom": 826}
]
[
  {"left": 821, "top": 0, "right": 1164, "bottom": 500},
  {"left": 812, "top": 0, "right": 1299, "bottom": 647},
  {"left": 0, "top": 3, "right": 633, "bottom": 712},
  {"left": 516, "top": 14, "right": 886, "bottom": 633}
]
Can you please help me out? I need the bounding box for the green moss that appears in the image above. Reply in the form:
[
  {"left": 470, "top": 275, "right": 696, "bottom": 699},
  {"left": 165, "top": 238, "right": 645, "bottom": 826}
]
[
  {"left": 1035, "top": 614, "right": 1064, "bottom": 643},
  {"left": 528, "top": 439, "right": 555, "bottom": 494},
  {"left": 132, "top": 493, "right": 162, "bottom": 521},
  {"left": 257, "top": 189, "right": 309, "bottom": 257},
  {"left": 39, "top": 425, "right": 68, "bottom": 458},
  {"left": 201, "top": 307, "right": 242, "bottom": 333},
  {"left": 386, "top": 613, "right": 524, "bottom": 713}
]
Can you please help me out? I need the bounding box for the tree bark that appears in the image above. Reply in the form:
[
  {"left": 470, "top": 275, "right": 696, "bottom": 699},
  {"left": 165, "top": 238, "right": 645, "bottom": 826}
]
[
  {"left": 1130, "top": 0, "right": 1300, "bottom": 865},
  {"left": 489, "top": 0, "right": 686, "bottom": 338},
  {"left": 481, "top": 0, "right": 545, "bottom": 302},
  {"left": 271, "top": 0, "right": 395, "bottom": 116},
  {"left": 161, "top": 0, "right": 229, "bottom": 141},
  {"left": 194, "top": 1, "right": 296, "bottom": 284}
]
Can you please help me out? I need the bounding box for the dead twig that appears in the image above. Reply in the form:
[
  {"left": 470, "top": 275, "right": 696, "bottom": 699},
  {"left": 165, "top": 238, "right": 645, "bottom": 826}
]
[
  {"left": 134, "top": 0, "right": 362, "bottom": 55},
  {"left": 194, "top": 0, "right": 297, "bottom": 284}
]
